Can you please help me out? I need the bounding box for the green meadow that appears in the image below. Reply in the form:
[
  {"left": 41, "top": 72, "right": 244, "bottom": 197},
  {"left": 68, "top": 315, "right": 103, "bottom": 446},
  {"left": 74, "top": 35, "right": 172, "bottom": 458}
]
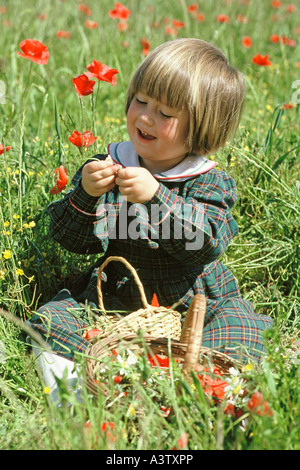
[{"left": 0, "top": 0, "right": 299, "bottom": 450}]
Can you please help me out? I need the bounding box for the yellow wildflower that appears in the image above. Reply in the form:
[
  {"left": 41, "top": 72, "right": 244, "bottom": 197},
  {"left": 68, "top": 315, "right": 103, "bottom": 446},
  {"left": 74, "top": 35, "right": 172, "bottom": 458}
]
[
  {"left": 127, "top": 404, "right": 136, "bottom": 418},
  {"left": 16, "top": 268, "right": 24, "bottom": 276},
  {"left": 43, "top": 386, "right": 51, "bottom": 394},
  {"left": 0, "top": 270, "right": 5, "bottom": 280},
  {"left": 242, "top": 363, "right": 254, "bottom": 372},
  {"left": 233, "top": 384, "right": 242, "bottom": 395},
  {"left": 2, "top": 249, "right": 11, "bottom": 259}
]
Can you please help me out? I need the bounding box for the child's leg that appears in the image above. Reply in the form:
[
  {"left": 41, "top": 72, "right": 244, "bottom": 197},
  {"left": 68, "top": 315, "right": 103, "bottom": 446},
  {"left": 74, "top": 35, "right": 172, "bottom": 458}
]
[
  {"left": 27, "top": 289, "right": 90, "bottom": 360},
  {"left": 202, "top": 297, "right": 273, "bottom": 362},
  {"left": 27, "top": 288, "right": 91, "bottom": 403}
]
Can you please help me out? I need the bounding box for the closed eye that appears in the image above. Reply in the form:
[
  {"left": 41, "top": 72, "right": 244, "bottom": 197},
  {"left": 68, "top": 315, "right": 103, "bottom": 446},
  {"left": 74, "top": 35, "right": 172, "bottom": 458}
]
[
  {"left": 160, "top": 111, "right": 172, "bottom": 119},
  {"left": 135, "top": 97, "right": 147, "bottom": 105}
]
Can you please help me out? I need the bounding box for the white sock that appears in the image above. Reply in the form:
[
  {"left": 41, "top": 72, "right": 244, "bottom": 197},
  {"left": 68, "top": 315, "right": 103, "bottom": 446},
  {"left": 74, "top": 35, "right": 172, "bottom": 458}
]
[{"left": 30, "top": 339, "right": 82, "bottom": 404}]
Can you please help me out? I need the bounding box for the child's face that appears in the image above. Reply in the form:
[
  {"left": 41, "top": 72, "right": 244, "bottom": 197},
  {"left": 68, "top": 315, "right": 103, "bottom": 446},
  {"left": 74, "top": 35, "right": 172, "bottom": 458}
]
[{"left": 127, "top": 92, "right": 189, "bottom": 173}]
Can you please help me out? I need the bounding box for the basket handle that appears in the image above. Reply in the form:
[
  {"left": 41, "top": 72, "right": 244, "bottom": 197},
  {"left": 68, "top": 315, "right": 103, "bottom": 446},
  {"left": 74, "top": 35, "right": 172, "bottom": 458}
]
[
  {"left": 180, "top": 294, "right": 206, "bottom": 374},
  {"left": 97, "top": 256, "right": 149, "bottom": 313}
]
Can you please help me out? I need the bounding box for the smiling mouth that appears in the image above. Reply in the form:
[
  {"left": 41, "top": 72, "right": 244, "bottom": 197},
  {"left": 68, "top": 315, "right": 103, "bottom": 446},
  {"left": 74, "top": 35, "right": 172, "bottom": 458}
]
[{"left": 138, "top": 128, "right": 156, "bottom": 141}]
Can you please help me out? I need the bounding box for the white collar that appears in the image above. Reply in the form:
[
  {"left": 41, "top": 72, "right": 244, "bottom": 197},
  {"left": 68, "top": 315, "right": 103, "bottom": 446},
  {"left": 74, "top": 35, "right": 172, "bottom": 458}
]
[{"left": 107, "top": 141, "right": 216, "bottom": 182}]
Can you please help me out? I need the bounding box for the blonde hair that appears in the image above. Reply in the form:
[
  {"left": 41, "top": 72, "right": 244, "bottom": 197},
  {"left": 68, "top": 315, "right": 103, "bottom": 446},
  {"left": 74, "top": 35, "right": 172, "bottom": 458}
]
[{"left": 125, "top": 38, "right": 245, "bottom": 156}]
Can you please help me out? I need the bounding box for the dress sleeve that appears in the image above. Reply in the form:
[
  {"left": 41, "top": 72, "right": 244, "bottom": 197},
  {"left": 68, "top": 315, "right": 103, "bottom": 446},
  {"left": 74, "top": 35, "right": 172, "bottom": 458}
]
[
  {"left": 143, "top": 169, "right": 239, "bottom": 266},
  {"left": 47, "top": 156, "right": 109, "bottom": 254}
]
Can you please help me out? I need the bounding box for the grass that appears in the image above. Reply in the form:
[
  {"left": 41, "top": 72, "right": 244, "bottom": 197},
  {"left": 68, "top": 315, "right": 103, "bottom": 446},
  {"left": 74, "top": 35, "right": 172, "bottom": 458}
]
[{"left": 0, "top": 0, "right": 299, "bottom": 450}]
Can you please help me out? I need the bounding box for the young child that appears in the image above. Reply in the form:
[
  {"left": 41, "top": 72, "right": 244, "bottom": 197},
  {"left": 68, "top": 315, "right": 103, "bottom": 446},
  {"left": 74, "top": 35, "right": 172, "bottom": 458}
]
[{"left": 28, "top": 38, "right": 273, "bottom": 400}]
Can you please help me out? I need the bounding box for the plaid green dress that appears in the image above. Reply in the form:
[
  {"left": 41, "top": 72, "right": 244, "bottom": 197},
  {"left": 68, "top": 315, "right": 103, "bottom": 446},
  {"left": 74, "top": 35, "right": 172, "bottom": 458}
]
[{"left": 29, "top": 142, "right": 273, "bottom": 362}]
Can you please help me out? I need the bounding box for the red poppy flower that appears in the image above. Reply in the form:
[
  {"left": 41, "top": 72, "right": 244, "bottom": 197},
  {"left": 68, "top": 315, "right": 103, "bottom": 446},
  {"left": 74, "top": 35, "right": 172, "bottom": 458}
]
[
  {"left": 50, "top": 165, "right": 68, "bottom": 195},
  {"left": 72, "top": 74, "right": 96, "bottom": 97},
  {"left": 101, "top": 421, "right": 115, "bottom": 432},
  {"left": 68, "top": 130, "right": 97, "bottom": 148},
  {"left": 197, "top": 368, "right": 228, "bottom": 400},
  {"left": 141, "top": 37, "right": 151, "bottom": 56},
  {"left": 272, "top": 0, "right": 282, "bottom": 7},
  {"left": 113, "top": 375, "right": 123, "bottom": 384},
  {"left": 160, "top": 405, "right": 171, "bottom": 416},
  {"left": 172, "top": 19, "right": 185, "bottom": 29},
  {"left": 237, "top": 14, "right": 248, "bottom": 23},
  {"left": 147, "top": 354, "right": 170, "bottom": 368},
  {"left": 172, "top": 432, "right": 188, "bottom": 450},
  {"left": 79, "top": 4, "right": 92, "bottom": 16},
  {"left": 270, "top": 34, "right": 280, "bottom": 43},
  {"left": 85, "top": 328, "right": 102, "bottom": 339},
  {"left": 224, "top": 403, "right": 245, "bottom": 419},
  {"left": 281, "top": 36, "right": 296, "bottom": 47},
  {"left": 56, "top": 30, "right": 71, "bottom": 39},
  {"left": 101, "top": 422, "right": 116, "bottom": 444},
  {"left": 270, "top": 34, "right": 296, "bottom": 46},
  {"left": 118, "top": 21, "right": 129, "bottom": 32},
  {"left": 36, "top": 13, "right": 47, "bottom": 21},
  {"left": 85, "top": 19, "right": 98, "bottom": 29},
  {"left": 283, "top": 103, "right": 294, "bottom": 109},
  {"left": 242, "top": 36, "right": 252, "bottom": 48},
  {"left": 85, "top": 60, "right": 119, "bottom": 86},
  {"left": 187, "top": 3, "right": 198, "bottom": 13},
  {"left": 0, "top": 144, "right": 11, "bottom": 155},
  {"left": 165, "top": 25, "right": 178, "bottom": 36},
  {"left": 247, "top": 391, "right": 273, "bottom": 416},
  {"left": 224, "top": 403, "right": 236, "bottom": 416},
  {"left": 286, "top": 4, "right": 296, "bottom": 13},
  {"left": 109, "top": 2, "right": 131, "bottom": 20},
  {"left": 17, "top": 39, "right": 49, "bottom": 65},
  {"left": 217, "top": 14, "right": 230, "bottom": 23},
  {"left": 252, "top": 54, "right": 272, "bottom": 66},
  {"left": 151, "top": 293, "right": 160, "bottom": 307}
]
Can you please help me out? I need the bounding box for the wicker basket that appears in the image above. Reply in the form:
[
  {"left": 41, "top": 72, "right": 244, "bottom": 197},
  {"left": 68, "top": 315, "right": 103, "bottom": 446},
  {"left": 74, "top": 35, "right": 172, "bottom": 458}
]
[
  {"left": 85, "top": 293, "right": 240, "bottom": 398},
  {"left": 83, "top": 256, "right": 182, "bottom": 342}
]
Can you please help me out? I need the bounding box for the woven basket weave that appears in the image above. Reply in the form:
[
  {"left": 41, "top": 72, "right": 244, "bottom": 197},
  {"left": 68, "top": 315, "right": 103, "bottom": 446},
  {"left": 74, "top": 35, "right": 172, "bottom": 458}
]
[
  {"left": 85, "top": 293, "right": 240, "bottom": 398},
  {"left": 83, "top": 256, "right": 182, "bottom": 342}
]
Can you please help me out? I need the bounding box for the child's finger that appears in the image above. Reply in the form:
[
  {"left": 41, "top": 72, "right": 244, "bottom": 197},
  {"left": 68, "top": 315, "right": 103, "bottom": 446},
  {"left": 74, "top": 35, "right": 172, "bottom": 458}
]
[
  {"left": 116, "top": 167, "right": 137, "bottom": 180},
  {"left": 83, "top": 162, "right": 120, "bottom": 181},
  {"left": 98, "top": 164, "right": 120, "bottom": 180},
  {"left": 84, "top": 160, "right": 115, "bottom": 174}
]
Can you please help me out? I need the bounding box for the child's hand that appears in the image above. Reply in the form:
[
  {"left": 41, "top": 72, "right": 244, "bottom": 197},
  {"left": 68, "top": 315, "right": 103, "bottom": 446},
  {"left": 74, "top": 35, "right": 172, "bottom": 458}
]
[
  {"left": 116, "top": 167, "right": 159, "bottom": 203},
  {"left": 81, "top": 160, "right": 121, "bottom": 197}
]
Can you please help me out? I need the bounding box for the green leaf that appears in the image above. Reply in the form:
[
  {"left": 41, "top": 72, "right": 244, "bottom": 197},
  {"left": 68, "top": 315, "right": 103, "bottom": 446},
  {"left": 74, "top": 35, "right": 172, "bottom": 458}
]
[{"left": 262, "top": 360, "right": 277, "bottom": 396}]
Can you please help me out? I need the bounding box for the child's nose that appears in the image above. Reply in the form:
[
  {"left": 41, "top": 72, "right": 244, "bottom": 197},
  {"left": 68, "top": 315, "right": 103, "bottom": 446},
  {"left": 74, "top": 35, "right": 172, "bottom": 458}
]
[{"left": 140, "top": 108, "right": 154, "bottom": 126}]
